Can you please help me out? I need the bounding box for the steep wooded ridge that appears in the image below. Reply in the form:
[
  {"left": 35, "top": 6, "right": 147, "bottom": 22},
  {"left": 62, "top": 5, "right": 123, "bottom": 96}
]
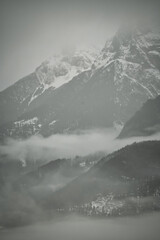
[
  {"left": 45, "top": 141, "right": 160, "bottom": 216},
  {"left": 119, "top": 95, "right": 160, "bottom": 138},
  {"left": 0, "top": 26, "right": 160, "bottom": 140},
  {"left": 0, "top": 141, "right": 160, "bottom": 227}
]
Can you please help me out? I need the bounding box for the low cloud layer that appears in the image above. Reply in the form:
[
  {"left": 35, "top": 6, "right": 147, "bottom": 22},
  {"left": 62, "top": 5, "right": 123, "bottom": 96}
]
[
  {"left": 1, "top": 128, "right": 160, "bottom": 165},
  {"left": 1, "top": 213, "right": 160, "bottom": 240}
]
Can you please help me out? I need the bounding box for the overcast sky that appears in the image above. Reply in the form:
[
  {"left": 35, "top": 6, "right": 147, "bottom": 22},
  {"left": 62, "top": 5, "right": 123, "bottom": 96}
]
[{"left": 0, "top": 0, "right": 160, "bottom": 91}]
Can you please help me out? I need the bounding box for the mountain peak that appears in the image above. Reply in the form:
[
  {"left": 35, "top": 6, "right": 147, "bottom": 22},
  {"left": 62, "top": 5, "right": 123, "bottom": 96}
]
[{"left": 35, "top": 46, "right": 99, "bottom": 88}]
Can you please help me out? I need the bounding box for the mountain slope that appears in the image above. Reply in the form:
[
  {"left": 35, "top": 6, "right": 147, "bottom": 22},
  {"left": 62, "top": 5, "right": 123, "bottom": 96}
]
[
  {"left": 0, "top": 73, "right": 40, "bottom": 126},
  {"left": 92, "top": 26, "right": 160, "bottom": 121},
  {"left": 119, "top": 95, "right": 160, "bottom": 138},
  {"left": 0, "top": 48, "right": 97, "bottom": 140}
]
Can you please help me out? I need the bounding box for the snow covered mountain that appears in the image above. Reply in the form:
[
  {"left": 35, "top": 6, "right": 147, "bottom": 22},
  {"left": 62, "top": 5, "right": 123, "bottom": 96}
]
[
  {"left": 27, "top": 47, "right": 98, "bottom": 106},
  {"left": 92, "top": 26, "right": 160, "bottom": 121},
  {"left": 0, "top": 26, "right": 160, "bottom": 140},
  {"left": 0, "top": 47, "right": 98, "bottom": 139},
  {"left": 36, "top": 47, "right": 97, "bottom": 88}
]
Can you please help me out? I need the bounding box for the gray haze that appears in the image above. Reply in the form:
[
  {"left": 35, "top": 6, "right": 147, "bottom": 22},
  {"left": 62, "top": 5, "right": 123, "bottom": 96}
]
[
  {"left": 1, "top": 214, "right": 160, "bottom": 240},
  {"left": 1, "top": 0, "right": 160, "bottom": 91},
  {"left": 1, "top": 129, "right": 160, "bottom": 165}
]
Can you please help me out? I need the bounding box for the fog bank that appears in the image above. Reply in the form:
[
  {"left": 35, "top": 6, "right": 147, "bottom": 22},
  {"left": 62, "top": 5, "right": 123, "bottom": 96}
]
[
  {"left": 1, "top": 129, "right": 160, "bottom": 165},
  {"left": 1, "top": 213, "right": 160, "bottom": 240}
]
